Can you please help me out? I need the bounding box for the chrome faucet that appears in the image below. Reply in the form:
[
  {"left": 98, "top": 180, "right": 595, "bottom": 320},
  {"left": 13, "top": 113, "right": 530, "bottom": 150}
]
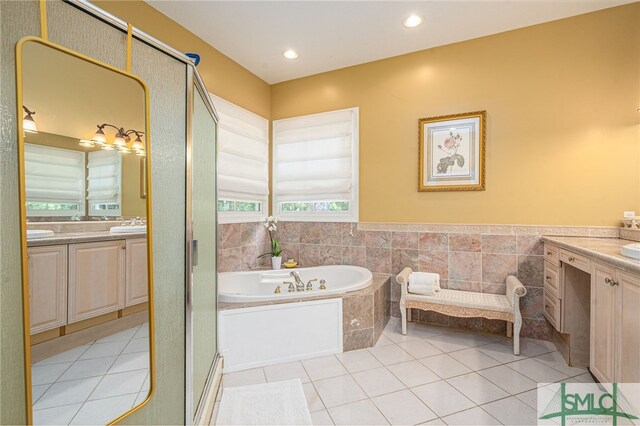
[
  {"left": 290, "top": 271, "right": 305, "bottom": 291},
  {"left": 306, "top": 279, "right": 318, "bottom": 291}
]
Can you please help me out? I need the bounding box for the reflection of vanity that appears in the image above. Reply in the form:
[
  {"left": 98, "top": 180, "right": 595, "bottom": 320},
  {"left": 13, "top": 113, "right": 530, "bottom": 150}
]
[
  {"left": 27, "top": 229, "right": 148, "bottom": 338},
  {"left": 542, "top": 236, "right": 640, "bottom": 384}
]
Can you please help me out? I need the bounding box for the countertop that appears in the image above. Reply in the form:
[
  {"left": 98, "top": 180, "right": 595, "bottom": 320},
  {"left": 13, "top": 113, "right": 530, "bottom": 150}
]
[
  {"left": 542, "top": 236, "right": 640, "bottom": 274},
  {"left": 27, "top": 231, "right": 147, "bottom": 247}
]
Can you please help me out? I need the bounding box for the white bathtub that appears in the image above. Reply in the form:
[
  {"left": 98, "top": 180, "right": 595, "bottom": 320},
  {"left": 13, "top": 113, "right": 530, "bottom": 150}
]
[{"left": 218, "top": 265, "right": 373, "bottom": 303}]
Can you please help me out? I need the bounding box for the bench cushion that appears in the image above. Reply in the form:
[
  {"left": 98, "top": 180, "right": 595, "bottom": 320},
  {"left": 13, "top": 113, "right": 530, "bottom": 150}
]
[{"left": 406, "top": 289, "right": 512, "bottom": 313}]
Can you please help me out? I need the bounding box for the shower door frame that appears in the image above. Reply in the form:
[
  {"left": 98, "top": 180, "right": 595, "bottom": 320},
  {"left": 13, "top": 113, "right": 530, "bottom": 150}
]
[{"left": 185, "top": 65, "right": 221, "bottom": 425}]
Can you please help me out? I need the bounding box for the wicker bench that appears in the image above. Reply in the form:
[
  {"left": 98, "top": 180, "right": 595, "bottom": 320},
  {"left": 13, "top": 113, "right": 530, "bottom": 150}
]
[{"left": 395, "top": 267, "right": 527, "bottom": 355}]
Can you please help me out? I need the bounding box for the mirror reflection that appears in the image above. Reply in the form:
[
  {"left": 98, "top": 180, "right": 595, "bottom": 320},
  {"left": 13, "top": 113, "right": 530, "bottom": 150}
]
[{"left": 20, "top": 40, "right": 152, "bottom": 425}]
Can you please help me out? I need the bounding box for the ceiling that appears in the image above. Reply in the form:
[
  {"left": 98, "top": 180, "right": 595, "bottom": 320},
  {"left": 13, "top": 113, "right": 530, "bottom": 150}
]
[{"left": 146, "top": 0, "right": 634, "bottom": 84}]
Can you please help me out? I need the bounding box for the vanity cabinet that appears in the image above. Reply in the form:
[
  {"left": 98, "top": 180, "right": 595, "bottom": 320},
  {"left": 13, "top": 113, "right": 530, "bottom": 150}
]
[
  {"left": 68, "top": 240, "right": 126, "bottom": 323},
  {"left": 125, "top": 238, "right": 148, "bottom": 307},
  {"left": 28, "top": 245, "right": 68, "bottom": 334},
  {"left": 590, "top": 261, "right": 640, "bottom": 384}
]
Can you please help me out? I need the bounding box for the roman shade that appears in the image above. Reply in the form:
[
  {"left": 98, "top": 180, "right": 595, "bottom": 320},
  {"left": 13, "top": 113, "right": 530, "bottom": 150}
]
[{"left": 87, "top": 150, "right": 121, "bottom": 201}]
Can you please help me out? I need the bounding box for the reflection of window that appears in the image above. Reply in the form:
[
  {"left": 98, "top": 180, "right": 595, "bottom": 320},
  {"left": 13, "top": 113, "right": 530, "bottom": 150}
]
[
  {"left": 87, "top": 150, "right": 121, "bottom": 216},
  {"left": 212, "top": 94, "right": 269, "bottom": 224},
  {"left": 25, "top": 144, "right": 86, "bottom": 217},
  {"left": 273, "top": 107, "right": 359, "bottom": 222}
]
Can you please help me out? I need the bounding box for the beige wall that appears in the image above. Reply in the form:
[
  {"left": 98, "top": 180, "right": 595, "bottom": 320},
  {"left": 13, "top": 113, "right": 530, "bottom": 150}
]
[
  {"left": 271, "top": 4, "right": 640, "bottom": 226},
  {"left": 95, "top": 0, "right": 271, "bottom": 119}
]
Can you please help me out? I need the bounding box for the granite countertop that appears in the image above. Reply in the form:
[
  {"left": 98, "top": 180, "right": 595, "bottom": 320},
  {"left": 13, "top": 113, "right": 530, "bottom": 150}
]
[
  {"left": 218, "top": 273, "right": 390, "bottom": 311},
  {"left": 542, "top": 236, "right": 640, "bottom": 274},
  {"left": 27, "top": 231, "right": 147, "bottom": 247}
]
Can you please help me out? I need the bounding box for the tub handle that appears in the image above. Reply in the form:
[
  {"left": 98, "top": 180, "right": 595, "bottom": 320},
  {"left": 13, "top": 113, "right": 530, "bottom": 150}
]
[{"left": 319, "top": 279, "right": 327, "bottom": 290}]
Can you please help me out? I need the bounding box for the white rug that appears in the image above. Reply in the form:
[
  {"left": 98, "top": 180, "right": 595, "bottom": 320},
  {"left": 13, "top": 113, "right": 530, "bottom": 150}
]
[{"left": 216, "top": 379, "right": 312, "bottom": 425}]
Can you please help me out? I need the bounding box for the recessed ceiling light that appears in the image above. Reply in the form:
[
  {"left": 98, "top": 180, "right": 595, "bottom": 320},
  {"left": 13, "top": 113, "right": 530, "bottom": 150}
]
[
  {"left": 283, "top": 49, "right": 299, "bottom": 59},
  {"left": 403, "top": 14, "right": 423, "bottom": 28}
]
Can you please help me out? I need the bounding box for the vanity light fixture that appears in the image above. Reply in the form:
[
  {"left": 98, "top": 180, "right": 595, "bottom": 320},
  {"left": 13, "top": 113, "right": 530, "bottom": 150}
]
[
  {"left": 78, "top": 139, "right": 95, "bottom": 147},
  {"left": 283, "top": 49, "right": 299, "bottom": 60},
  {"left": 88, "top": 123, "right": 145, "bottom": 156},
  {"left": 22, "top": 106, "right": 38, "bottom": 133},
  {"left": 403, "top": 14, "right": 423, "bottom": 28}
]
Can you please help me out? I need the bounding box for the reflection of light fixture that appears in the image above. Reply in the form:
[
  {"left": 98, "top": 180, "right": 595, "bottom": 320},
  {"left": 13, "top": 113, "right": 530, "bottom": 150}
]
[
  {"left": 283, "top": 49, "right": 298, "bottom": 59},
  {"left": 23, "top": 106, "right": 38, "bottom": 133},
  {"left": 87, "top": 123, "right": 144, "bottom": 156},
  {"left": 79, "top": 139, "right": 95, "bottom": 147},
  {"left": 403, "top": 14, "right": 423, "bottom": 28}
]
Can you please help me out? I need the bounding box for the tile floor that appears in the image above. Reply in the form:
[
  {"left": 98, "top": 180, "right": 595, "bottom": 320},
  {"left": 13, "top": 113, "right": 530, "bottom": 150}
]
[
  {"left": 219, "top": 318, "right": 595, "bottom": 425},
  {"left": 31, "top": 323, "right": 150, "bottom": 425}
]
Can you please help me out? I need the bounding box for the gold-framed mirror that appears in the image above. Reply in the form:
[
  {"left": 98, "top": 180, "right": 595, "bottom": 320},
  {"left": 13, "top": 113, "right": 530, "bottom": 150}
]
[{"left": 16, "top": 37, "right": 155, "bottom": 425}]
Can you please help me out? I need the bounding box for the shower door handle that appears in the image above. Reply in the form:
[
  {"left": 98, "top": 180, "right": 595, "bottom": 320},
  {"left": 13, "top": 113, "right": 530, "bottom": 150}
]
[{"left": 192, "top": 239, "right": 199, "bottom": 267}]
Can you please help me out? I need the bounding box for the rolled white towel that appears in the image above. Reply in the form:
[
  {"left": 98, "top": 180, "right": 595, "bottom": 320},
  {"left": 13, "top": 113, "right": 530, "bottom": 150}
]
[{"left": 408, "top": 272, "right": 441, "bottom": 296}]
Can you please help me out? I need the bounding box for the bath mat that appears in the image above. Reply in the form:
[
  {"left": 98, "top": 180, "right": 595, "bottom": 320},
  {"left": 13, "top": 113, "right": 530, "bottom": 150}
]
[{"left": 216, "top": 379, "right": 312, "bottom": 425}]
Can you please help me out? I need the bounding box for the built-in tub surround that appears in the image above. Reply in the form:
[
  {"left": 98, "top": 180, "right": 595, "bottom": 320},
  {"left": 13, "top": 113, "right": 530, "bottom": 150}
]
[{"left": 217, "top": 221, "right": 621, "bottom": 341}]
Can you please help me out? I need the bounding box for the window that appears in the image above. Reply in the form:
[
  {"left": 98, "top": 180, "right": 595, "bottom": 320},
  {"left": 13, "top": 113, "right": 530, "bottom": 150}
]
[
  {"left": 87, "top": 150, "right": 122, "bottom": 216},
  {"left": 272, "top": 107, "right": 359, "bottom": 222},
  {"left": 25, "top": 144, "right": 86, "bottom": 217},
  {"left": 212, "top": 94, "right": 269, "bottom": 223}
]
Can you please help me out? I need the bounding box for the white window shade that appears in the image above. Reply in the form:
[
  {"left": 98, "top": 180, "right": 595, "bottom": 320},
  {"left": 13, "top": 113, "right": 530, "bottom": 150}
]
[
  {"left": 87, "top": 150, "right": 121, "bottom": 202},
  {"left": 273, "top": 108, "right": 359, "bottom": 221},
  {"left": 212, "top": 94, "right": 269, "bottom": 202},
  {"left": 25, "top": 144, "right": 85, "bottom": 207}
]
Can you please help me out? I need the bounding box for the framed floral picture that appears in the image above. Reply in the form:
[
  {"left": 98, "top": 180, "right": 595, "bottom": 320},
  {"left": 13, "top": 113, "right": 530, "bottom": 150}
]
[{"left": 418, "top": 110, "right": 486, "bottom": 191}]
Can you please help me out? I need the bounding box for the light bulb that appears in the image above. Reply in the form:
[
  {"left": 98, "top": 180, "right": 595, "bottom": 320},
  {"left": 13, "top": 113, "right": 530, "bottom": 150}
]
[
  {"left": 101, "top": 142, "right": 115, "bottom": 150},
  {"left": 283, "top": 49, "right": 299, "bottom": 59},
  {"left": 92, "top": 127, "right": 106, "bottom": 144},
  {"left": 79, "top": 139, "right": 95, "bottom": 147},
  {"left": 403, "top": 14, "right": 423, "bottom": 28},
  {"left": 23, "top": 114, "right": 38, "bottom": 133}
]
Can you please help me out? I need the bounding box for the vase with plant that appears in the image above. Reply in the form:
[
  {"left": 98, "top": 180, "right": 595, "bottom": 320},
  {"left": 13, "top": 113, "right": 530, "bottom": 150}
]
[{"left": 258, "top": 216, "right": 283, "bottom": 269}]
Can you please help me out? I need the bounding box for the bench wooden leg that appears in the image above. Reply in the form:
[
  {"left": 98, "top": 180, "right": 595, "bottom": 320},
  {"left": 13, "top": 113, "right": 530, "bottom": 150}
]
[
  {"left": 513, "top": 318, "right": 522, "bottom": 355},
  {"left": 506, "top": 322, "right": 512, "bottom": 338},
  {"left": 407, "top": 308, "right": 412, "bottom": 323},
  {"left": 400, "top": 301, "right": 407, "bottom": 335}
]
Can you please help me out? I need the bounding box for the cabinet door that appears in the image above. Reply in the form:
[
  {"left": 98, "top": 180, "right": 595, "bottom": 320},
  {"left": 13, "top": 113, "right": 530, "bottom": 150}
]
[
  {"left": 28, "top": 245, "right": 68, "bottom": 334},
  {"left": 616, "top": 271, "right": 640, "bottom": 383},
  {"left": 68, "top": 240, "right": 125, "bottom": 323},
  {"left": 590, "top": 262, "right": 616, "bottom": 383},
  {"left": 125, "top": 238, "right": 148, "bottom": 307}
]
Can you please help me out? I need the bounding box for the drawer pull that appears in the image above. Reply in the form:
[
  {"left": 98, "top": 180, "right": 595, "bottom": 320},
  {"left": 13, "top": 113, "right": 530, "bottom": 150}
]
[
  {"left": 546, "top": 275, "right": 551, "bottom": 281},
  {"left": 546, "top": 251, "right": 552, "bottom": 255},
  {"left": 568, "top": 256, "right": 575, "bottom": 262},
  {"left": 545, "top": 304, "right": 551, "bottom": 312},
  {"left": 605, "top": 278, "right": 619, "bottom": 287}
]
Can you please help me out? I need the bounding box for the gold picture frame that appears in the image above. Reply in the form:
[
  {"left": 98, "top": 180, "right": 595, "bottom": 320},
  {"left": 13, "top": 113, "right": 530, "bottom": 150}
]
[{"left": 418, "top": 110, "right": 486, "bottom": 191}]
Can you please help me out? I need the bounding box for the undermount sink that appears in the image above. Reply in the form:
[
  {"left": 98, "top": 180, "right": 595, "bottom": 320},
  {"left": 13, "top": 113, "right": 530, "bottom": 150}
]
[
  {"left": 27, "top": 229, "right": 54, "bottom": 239},
  {"left": 110, "top": 225, "right": 147, "bottom": 234},
  {"left": 621, "top": 243, "right": 640, "bottom": 260}
]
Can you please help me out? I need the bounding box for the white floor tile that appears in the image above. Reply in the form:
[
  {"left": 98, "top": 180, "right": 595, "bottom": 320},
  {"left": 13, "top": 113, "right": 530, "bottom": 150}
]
[
  {"left": 372, "top": 389, "right": 438, "bottom": 425},
  {"left": 121, "top": 337, "right": 150, "bottom": 354},
  {"left": 33, "top": 345, "right": 90, "bottom": 367},
  {"left": 32, "top": 363, "right": 72, "bottom": 386},
  {"left": 481, "top": 396, "right": 539, "bottom": 425},
  {"left": 96, "top": 327, "right": 138, "bottom": 343},
  {"left": 134, "top": 323, "right": 149, "bottom": 339},
  {"left": 397, "top": 339, "right": 443, "bottom": 359},
  {"left": 34, "top": 376, "right": 101, "bottom": 410},
  {"left": 418, "top": 418, "right": 446, "bottom": 425},
  {"left": 412, "top": 380, "right": 475, "bottom": 418},
  {"left": 89, "top": 369, "right": 147, "bottom": 400},
  {"left": 449, "top": 348, "right": 501, "bottom": 371},
  {"left": 302, "top": 356, "right": 348, "bottom": 381},
  {"left": 441, "top": 407, "right": 501, "bottom": 425},
  {"left": 533, "top": 351, "right": 586, "bottom": 377},
  {"left": 336, "top": 349, "right": 382, "bottom": 373},
  {"left": 424, "top": 334, "right": 471, "bottom": 353},
  {"left": 388, "top": 360, "right": 441, "bottom": 388},
  {"left": 507, "top": 358, "right": 569, "bottom": 383},
  {"left": 57, "top": 357, "right": 117, "bottom": 382},
  {"left": 503, "top": 339, "right": 552, "bottom": 358},
  {"left": 33, "top": 403, "right": 82, "bottom": 425},
  {"left": 108, "top": 352, "right": 150, "bottom": 374},
  {"left": 368, "top": 344, "right": 414, "bottom": 365},
  {"left": 352, "top": 367, "right": 405, "bottom": 397},
  {"left": 570, "top": 372, "right": 596, "bottom": 383},
  {"left": 264, "top": 360, "right": 311, "bottom": 384},
  {"left": 408, "top": 323, "right": 450, "bottom": 340},
  {"left": 373, "top": 335, "right": 395, "bottom": 347},
  {"left": 522, "top": 337, "right": 557, "bottom": 352},
  {"left": 446, "top": 332, "right": 502, "bottom": 348},
  {"left": 446, "top": 372, "right": 510, "bottom": 405},
  {"left": 311, "top": 410, "right": 334, "bottom": 425},
  {"left": 303, "top": 382, "right": 325, "bottom": 412},
  {"left": 313, "top": 375, "right": 368, "bottom": 408},
  {"left": 478, "top": 365, "right": 537, "bottom": 394},
  {"left": 328, "top": 399, "right": 389, "bottom": 425},
  {"left": 477, "top": 341, "right": 525, "bottom": 364},
  {"left": 134, "top": 391, "right": 149, "bottom": 407},
  {"left": 70, "top": 393, "right": 137, "bottom": 425},
  {"left": 32, "top": 384, "right": 51, "bottom": 404},
  {"left": 223, "top": 368, "right": 266, "bottom": 388},
  {"left": 140, "top": 372, "right": 150, "bottom": 392},
  {"left": 418, "top": 354, "right": 471, "bottom": 379},
  {"left": 79, "top": 340, "right": 128, "bottom": 360},
  {"left": 514, "top": 389, "right": 539, "bottom": 410}
]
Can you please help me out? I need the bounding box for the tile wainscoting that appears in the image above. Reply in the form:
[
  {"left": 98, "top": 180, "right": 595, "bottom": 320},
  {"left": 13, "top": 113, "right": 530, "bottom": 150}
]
[{"left": 218, "top": 222, "right": 622, "bottom": 341}]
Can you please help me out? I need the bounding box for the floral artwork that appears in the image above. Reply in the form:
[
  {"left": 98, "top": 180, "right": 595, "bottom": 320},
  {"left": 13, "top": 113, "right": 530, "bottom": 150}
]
[{"left": 419, "top": 111, "right": 486, "bottom": 191}]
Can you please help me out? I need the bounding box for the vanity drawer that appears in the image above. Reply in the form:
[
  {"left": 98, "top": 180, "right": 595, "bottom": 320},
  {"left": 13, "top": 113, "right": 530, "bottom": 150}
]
[
  {"left": 544, "top": 244, "right": 559, "bottom": 266},
  {"left": 544, "top": 261, "right": 561, "bottom": 299},
  {"left": 559, "top": 248, "right": 590, "bottom": 273},
  {"left": 543, "top": 291, "right": 562, "bottom": 331}
]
